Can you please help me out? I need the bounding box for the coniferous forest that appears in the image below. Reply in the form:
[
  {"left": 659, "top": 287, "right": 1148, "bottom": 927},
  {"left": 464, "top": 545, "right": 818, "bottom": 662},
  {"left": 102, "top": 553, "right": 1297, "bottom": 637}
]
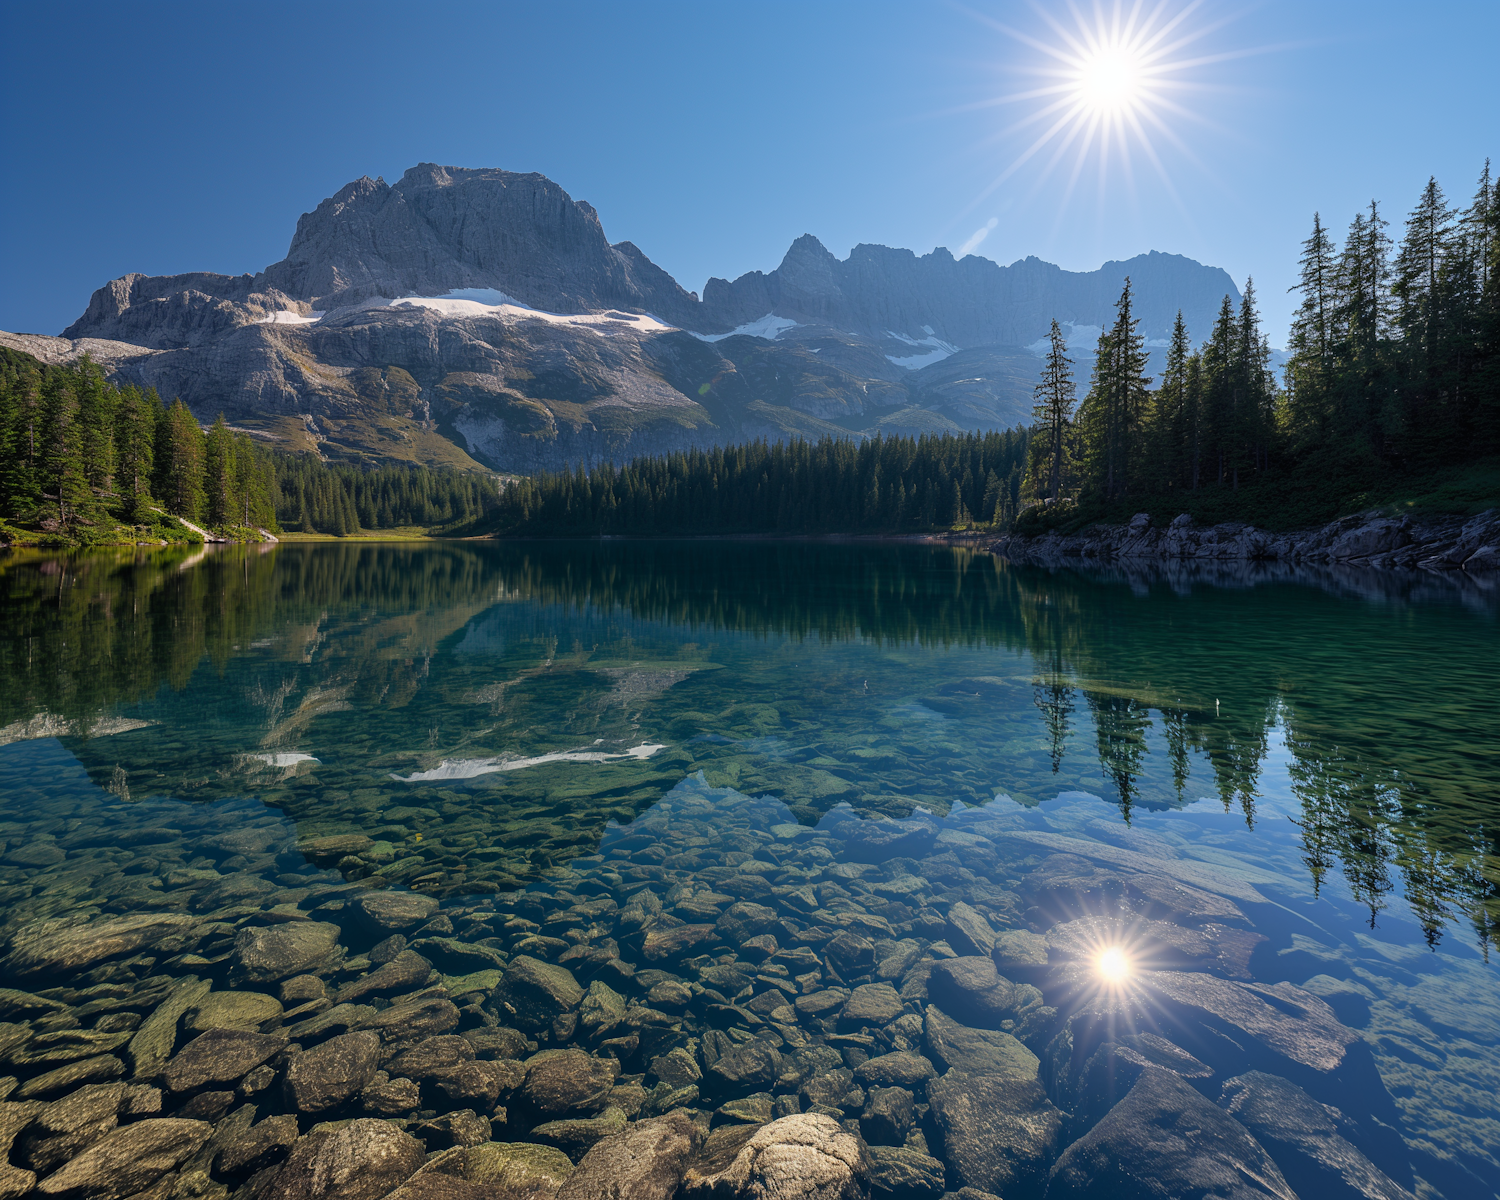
[
  {"left": 0, "top": 349, "right": 501, "bottom": 544},
  {"left": 1021, "top": 162, "right": 1500, "bottom": 529},
  {"left": 465, "top": 430, "right": 1032, "bottom": 537}
]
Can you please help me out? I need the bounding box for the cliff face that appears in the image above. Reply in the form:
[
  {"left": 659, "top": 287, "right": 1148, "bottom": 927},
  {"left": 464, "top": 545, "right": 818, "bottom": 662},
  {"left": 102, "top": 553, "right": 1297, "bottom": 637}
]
[{"left": 28, "top": 164, "right": 1247, "bottom": 474}]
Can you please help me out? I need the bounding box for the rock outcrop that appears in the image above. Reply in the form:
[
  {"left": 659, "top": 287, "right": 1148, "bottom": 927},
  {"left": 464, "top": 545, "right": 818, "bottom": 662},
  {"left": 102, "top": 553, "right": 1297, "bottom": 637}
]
[{"left": 995, "top": 509, "right": 1500, "bottom": 572}]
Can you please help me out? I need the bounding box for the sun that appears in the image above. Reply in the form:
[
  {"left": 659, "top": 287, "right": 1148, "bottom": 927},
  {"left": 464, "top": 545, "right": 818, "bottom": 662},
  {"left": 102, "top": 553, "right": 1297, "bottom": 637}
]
[
  {"left": 950, "top": 1, "right": 1268, "bottom": 222},
  {"left": 1097, "top": 946, "right": 1133, "bottom": 983},
  {"left": 1075, "top": 46, "right": 1144, "bottom": 114}
]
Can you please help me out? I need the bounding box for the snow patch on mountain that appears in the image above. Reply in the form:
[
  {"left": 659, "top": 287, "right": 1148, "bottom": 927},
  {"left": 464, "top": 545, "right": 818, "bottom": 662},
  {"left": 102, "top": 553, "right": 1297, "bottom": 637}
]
[
  {"left": 691, "top": 314, "right": 799, "bottom": 343},
  {"left": 886, "top": 329, "right": 960, "bottom": 370}
]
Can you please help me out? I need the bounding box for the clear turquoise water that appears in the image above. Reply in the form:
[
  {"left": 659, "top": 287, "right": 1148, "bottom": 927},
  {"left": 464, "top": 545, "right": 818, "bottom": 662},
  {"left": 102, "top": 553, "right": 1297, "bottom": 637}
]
[{"left": 0, "top": 541, "right": 1496, "bottom": 1195}]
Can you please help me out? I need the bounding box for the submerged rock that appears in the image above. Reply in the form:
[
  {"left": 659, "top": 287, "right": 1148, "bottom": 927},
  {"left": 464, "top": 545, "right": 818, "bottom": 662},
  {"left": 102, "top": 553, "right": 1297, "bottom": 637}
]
[
  {"left": 555, "top": 1110, "right": 702, "bottom": 1199},
  {"left": 1047, "top": 1068, "right": 1295, "bottom": 1200},
  {"left": 679, "top": 1112, "right": 871, "bottom": 1199},
  {"left": 233, "top": 921, "right": 343, "bottom": 983},
  {"left": 1218, "top": 1072, "right": 1415, "bottom": 1200},
  {"left": 35, "top": 1117, "right": 213, "bottom": 1200},
  {"left": 927, "top": 1071, "right": 1062, "bottom": 1197},
  {"left": 264, "top": 1118, "right": 426, "bottom": 1200}
]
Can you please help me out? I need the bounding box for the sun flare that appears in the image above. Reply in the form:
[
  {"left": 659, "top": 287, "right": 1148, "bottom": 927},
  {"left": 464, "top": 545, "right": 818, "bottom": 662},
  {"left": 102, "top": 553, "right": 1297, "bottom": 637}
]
[
  {"left": 1097, "top": 946, "right": 1133, "bottom": 983},
  {"left": 956, "top": 2, "right": 1264, "bottom": 221},
  {"left": 1075, "top": 47, "right": 1143, "bottom": 114}
]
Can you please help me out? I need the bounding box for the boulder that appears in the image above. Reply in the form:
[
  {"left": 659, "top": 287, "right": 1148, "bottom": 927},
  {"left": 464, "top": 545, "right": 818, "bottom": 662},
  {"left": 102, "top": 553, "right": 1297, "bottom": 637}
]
[
  {"left": 185, "top": 990, "right": 284, "bottom": 1033},
  {"left": 283, "top": 1030, "right": 381, "bottom": 1112},
  {"left": 1047, "top": 1068, "right": 1295, "bottom": 1200},
  {"left": 928, "top": 1071, "right": 1063, "bottom": 1197},
  {"left": 923, "top": 1006, "right": 1038, "bottom": 1079},
  {"left": 530, "top": 1107, "right": 628, "bottom": 1161},
  {"left": 35, "top": 1118, "right": 212, "bottom": 1200},
  {"left": 1, "top": 914, "right": 196, "bottom": 982},
  {"left": 496, "top": 957, "right": 584, "bottom": 1030},
  {"left": 445, "top": 1140, "right": 576, "bottom": 1197},
  {"left": 716, "top": 902, "right": 779, "bottom": 944},
  {"left": 264, "top": 1118, "right": 426, "bottom": 1200},
  {"left": 852, "top": 1053, "right": 935, "bottom": 1092},
  {"left": 522, "top": 1049, "right": 620, "bottom": 1116},
  {"left": 1219, "top": 1072, "right": 1415, "bottom": 1200},
  {"left": 352, "top": 891, "right": 440, "bottom": 935},
  {"left": 859, "top": 1086, "right": 913, "bottom": 1146},
  {"left": 926, "top": 958, "right": 1015, "bottom": 1028},
  {"left": 704, "top": 1040, "right": 783, "bottom": 1101},
  {"left": 385, "top": 1035, "right": 476, "bottom": 1079},
  {"left": 555, "top": 1110, "right": 702, "bottom": 1199},
  {"left": 944, "top": 904, "right": 997, "bottom": 958},
  {"left": 15, "top": 1083, "right": 124, "bottom": 1175},
  {"left": 841, "top": 818, "right": 938, "bottom": 864},
  {"left": 233, "top": 921, "right": 343, "bottom": 983},
  {"left": 679, "top": 1112, "right": 871, "bottom": 1199},
  {"left": 866, "top": 1146, "right": 946, "bottom": 1199},
  {"left": 214, "top": 1113, "right": 299, "bottom": 1175},
  {"left": 841, "top": 983, "right": 904, "bottom": 1029},
  {"left": 162, "top": 1028, "right": 286, "bottom": 1094},
  {"left": 336, "top": 950, "right": 434, "bottom": 1003}
]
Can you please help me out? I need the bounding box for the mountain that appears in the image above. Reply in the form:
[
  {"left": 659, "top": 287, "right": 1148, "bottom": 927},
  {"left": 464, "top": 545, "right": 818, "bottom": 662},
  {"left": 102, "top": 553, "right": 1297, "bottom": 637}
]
[{"left": 3, "top": 164, "right": 1243, "bottom": 474}]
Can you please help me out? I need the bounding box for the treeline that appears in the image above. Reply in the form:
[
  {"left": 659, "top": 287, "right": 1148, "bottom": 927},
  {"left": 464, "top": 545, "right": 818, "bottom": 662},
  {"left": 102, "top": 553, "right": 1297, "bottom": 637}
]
[
  {"left": 273, "top": 458, "right": 500, "bottom": 535},
  {"left": 0, "top": 350, "right": 277, "bottom": 539},
  {"left": 473, "top": 430, "right": 1031, "bottom": 537},
  {"left": 1025, "top": 161, "right": 1500, "bottom": 520}
]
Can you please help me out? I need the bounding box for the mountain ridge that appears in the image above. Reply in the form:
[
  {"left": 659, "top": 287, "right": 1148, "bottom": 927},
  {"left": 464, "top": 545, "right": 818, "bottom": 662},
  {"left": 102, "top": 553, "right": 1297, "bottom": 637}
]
[{"left": 18, "top": 163, "right": 1246, "bottom": 474}]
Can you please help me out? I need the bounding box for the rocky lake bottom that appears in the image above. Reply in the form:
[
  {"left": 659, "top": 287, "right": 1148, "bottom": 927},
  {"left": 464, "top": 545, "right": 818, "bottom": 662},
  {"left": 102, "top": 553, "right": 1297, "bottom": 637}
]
[{"left": 0, "top": 541, "right": 1495, "bottom": 1200}]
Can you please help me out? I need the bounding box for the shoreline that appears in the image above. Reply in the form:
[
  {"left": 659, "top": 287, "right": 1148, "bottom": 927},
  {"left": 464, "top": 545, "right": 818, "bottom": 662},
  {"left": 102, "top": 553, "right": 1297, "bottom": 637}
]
[{"left": 990, "top": 508, "right": 1500, "bottom": 573}]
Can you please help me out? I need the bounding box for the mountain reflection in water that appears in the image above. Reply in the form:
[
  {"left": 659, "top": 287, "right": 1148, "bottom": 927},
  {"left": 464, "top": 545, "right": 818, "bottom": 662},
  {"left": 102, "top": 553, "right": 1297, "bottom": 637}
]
[{"left": 1, "top": 541, "right": 1494, "bottom": 952}]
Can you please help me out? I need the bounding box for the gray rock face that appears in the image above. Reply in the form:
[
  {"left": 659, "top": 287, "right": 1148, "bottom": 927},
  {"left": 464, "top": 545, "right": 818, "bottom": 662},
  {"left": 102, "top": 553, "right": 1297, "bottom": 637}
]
[
  {"left": 923, "top": 1006, "right": 1038, "bottom": 1079},
  {"left": 1218, "top": 1072, "right": 1415, "bottom": 1200},
  {"left": 35, "top": 1117, "right": 213, "bottom": 1200},
  {"left": 1047, "top": 1068, "right": 1295, "bottom": 1200},
  {"left": 927, "top": 1071, "right": 1063, "bottom": 1197},
  {"left": 555, "top": 1110, "right": 701, "bottom": 1200},
  {"left": 680, "top": 1112, "right": 871, "bottom": 1200},
  {"left": 282, "top": 1030, "right": 382, "bottom": 1112},
  {"left": 264, "top": 1118, "right": 426, "bottom": 1200}
]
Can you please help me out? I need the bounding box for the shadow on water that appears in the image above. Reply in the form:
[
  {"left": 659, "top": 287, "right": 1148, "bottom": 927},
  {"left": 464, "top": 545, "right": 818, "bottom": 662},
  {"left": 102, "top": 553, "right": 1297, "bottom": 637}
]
[{"left": 0, "top": 539, "right": 1496, "bottom": 951}]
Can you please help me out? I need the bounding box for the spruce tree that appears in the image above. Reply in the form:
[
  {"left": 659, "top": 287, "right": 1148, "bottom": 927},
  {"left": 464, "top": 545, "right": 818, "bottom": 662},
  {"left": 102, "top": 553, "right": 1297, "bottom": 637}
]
[
  {"left": 114, "top": 385, "right": 159, "bottom": 523},
  {"left": 204, "top": 415, "right": 236, "bottom": 527},
  {"left": 1285, "top": 213, "right": 1340, "bottom": 453},
  {"left": 39, "top": 371, "right": 95, "bottom": 528},
  {"left": 155, "top": 400, "right": 206, "bottom": 520},
  {"left": 1029, "top": 318, "right": 1076, "bottom": 502},
  {"left": 1077, "top": 279, "right": 1151, "bottom": 501}
]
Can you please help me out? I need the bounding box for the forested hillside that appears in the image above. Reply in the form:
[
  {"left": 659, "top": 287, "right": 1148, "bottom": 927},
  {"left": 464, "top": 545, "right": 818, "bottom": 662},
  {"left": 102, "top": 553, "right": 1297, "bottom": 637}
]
[
  {"left": 465, "top": 430, "right": 1031, "bottom": 537},
  {"left": 1023, "top": 161, "right": 1499, "bottom": 529},
  {"left": 0, "top": 350, "right": 500, "bottom": 544}
]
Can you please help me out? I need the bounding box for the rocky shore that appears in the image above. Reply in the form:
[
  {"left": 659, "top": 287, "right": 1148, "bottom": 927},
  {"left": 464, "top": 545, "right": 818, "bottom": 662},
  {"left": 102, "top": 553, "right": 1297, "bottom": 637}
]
[
  {"left": 0, "top": 772, "right": 1466, "bottom": 1200},
  {"left": 993, "top": 508, "right": 1500, "bottom": 572}
]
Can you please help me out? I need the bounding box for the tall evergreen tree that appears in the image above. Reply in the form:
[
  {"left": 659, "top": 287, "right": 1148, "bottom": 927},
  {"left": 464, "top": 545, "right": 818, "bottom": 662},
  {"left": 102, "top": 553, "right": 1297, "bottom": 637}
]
[
  {"left": 1029, "top": 318, "right": 1076, "bottom": 502},
  {"left": 155, "top": 400, "right": 206, "bottom": 521},
  {"left": 1076, "top": 278, "right": 1152, "bottom": 501},
  {"left": 204, "top": 415, "right": 237, "bottom": 527},
  {"left": 1285, "top": 213, "right": 1341, "bottom": 454},
  {"left": 113, "top": 385, "right": 160, "bottom": 523}
]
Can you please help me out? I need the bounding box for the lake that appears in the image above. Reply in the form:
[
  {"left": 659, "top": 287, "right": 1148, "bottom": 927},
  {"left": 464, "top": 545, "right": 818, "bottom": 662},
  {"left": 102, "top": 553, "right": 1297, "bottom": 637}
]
[{"left": 0, "top": 540, "right": 1496, "bottom": 1199}]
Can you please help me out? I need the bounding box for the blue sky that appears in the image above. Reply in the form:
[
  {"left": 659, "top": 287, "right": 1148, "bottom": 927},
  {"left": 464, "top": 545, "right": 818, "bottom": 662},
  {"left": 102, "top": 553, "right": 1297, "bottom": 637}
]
[{"left": 2, "top": 1, "right": 1496, "bottom": 344}]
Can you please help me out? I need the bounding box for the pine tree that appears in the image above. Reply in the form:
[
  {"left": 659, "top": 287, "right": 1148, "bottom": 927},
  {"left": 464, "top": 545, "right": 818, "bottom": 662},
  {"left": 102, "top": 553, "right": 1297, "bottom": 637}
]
[
  {"left": 39, "top": 371, "right": 95, "bottom": 528},
  {"left": 1285, "top": 213, "right": 1340, "bottom": 453},
  {"left": 1029, "top": 318, "right": 1076, "bottom": 502},
  {"left": 1076, "top": 278, "right": 1152, "bottom": 501},
  {"left": 155, "top": 400, "right": 206, "bottom": 520},
  {"left": 1143, "top": 311, "right": 1193, "bottom": 491},
  {"left": 114, "top": 386, "right": 159, "bottom": 523},
  {"left": 203, "top": 415, "right": 237, "bottom": 527}
]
